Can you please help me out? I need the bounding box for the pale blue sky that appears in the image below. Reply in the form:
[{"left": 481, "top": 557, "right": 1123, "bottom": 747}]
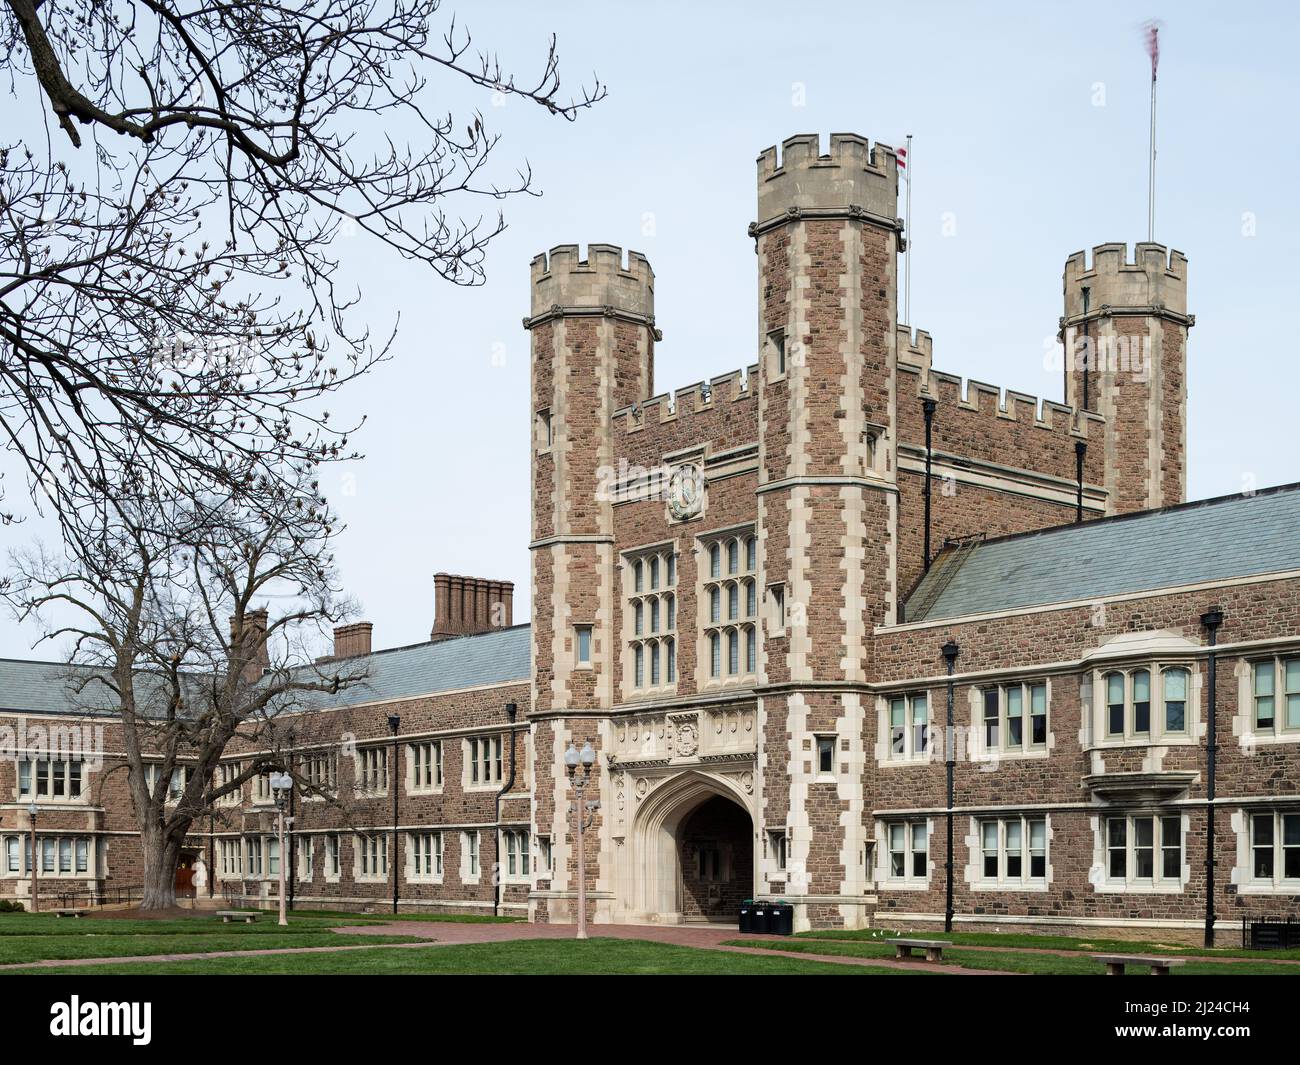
[{"left": 3, "top": 0, "right": 1298, "bottom": 658}]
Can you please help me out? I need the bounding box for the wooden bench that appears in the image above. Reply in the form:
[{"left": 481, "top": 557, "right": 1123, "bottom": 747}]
[
  {"left": 53, "top": 908, "right": 86, "bottom": 918},
  {"left": 1092, "top": 953, "right": 1185, "bottom": 976},
  {"left": 891, "top": 938, "right": 947, "bottom": 963},
  {"left": 216, "top": 910, "right": 259, "bottom": 924}
]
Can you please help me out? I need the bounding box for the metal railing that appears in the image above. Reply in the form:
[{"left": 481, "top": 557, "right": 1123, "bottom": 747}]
[
  {"left": 52, "top": 887, "right": 142, "bottom": 908},
  {"left": 1244, "top": 915, "right": 1300, "bottom": 950}
]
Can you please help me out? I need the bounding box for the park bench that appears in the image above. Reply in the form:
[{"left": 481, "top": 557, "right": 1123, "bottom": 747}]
[
  {"left": 53, "top": 908, "right": 86, "bottom": 918},
  {"left": 1092, "top": 953, "right": 1185, "bottom": 976},
  {"left": 891, "top": 938, "right": 947, "bottom": 963},
  {"left": 216, "top": 910, "right": 259, "bottom": 924}
]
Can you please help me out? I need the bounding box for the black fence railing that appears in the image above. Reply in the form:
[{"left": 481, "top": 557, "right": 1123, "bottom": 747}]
[
  {"left": 1244, "top": 916, "right": 1300, "bottom": 950},
  {"left": 52, "top": 887, "right": 142, "bottom": 909}
]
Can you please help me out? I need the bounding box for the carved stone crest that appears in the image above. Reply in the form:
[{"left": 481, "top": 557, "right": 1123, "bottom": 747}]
[{"left": 667, "top": 462, "right": 705, "bottom": 521}]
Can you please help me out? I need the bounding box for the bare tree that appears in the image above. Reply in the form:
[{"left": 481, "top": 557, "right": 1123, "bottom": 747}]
[
  {"left": 7, "top": 465, "right": 372, "bottom": 908},
  {"left": 0, "top": 1, "right": 604, "bottom": 527}
]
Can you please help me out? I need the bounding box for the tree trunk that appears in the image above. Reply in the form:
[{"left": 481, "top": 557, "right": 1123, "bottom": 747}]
[{"left": 139, "top": 824, "right": 183, "bottom": 910}]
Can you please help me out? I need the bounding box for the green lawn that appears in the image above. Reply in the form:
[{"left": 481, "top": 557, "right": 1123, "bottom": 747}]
[
  {"left": 731, "top": 937, "right": 1300, "bottom": 976},
  {"left": 5, "top": 938, "right": 916, "bottom": 976},
  {"left": 0, "top": 930, "right": 420, "bottom": 966}
]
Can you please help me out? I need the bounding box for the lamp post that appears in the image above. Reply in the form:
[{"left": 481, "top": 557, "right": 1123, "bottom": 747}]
[
  {"left": 27, "top": 802, "right": 38, "bottom": 914},
  {"left": 270, "top": 771, "right": 293, "bottom": 927},
  {"left": 1201, "top": 607, "right": 1224, "bottom": 948},
  {"left": 564, "top": 741, "right": 599, "bottom": 940},
  {"left": 387, "top": 715, "right": 401, "bottom": 915},
  {"left": 941, "top": 640, "right": 960, "bottom": 934}
]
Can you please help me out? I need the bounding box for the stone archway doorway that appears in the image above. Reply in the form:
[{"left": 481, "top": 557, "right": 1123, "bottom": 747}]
[{"left": 630, "top": 771, "right": 755, "bottom": 924}]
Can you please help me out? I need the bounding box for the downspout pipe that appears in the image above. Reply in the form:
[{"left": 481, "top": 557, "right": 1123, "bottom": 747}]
[
  {"left": 1074, "top": 440, "right": 1087, "bottom": 523},
  {"left": 922, "top": 398, "right": 937, "bottom": 572},
  {"left": 1201, "top": 608, "right": 1224, "bottom": 948},
  {"left": 494, "top": 703, "right": 519, "bottom": 918},
  {"left": 942, "top": 640, "right": 960, "bottom": 934},
  {"left": 388, "top": 715, "right": 401, "bottom": 915}
]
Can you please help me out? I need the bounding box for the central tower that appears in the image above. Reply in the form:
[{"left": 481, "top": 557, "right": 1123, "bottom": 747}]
[{"left": 751, "top": 134, "right": 902, "bottom": 927}]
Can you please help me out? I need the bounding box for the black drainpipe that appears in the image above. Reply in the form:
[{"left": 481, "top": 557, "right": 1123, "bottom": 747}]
[
  {"left": 922, "top": 398, "right": 937, "bottom": 572},
  {"left": 942, "top": 640, "right": 960, "bottom": 933},
  {"left": 494, "top": 703, "right": 519, "bottom": 918},
  {"left": 1080, "top": 287, "right": 1091, "bottom": 411},
  {"left": 208, "top": 812, "right": 215, "bottom": 898},
  {"left": 288, "top": 781, "right": 297, "bottom": 911},
  {"left": 1201, "top": 608, "right": 1224, "bottom": 948},
  {"left": 1074, "top": 440, "right": 1087, "bottom": 523},
  {"left": 388, "top": 715, "right": 401, "bottom": 914}
]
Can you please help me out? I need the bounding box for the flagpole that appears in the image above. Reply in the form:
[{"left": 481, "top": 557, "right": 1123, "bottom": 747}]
[
  {"left": 904, "top": 132, "right": 913, "bottom": 327},
  {"left": 1148, "top": 66, "right": 1157, "bottom": 241},
  {"left": 1145, "top": 23, "right": 1159, "bottom": 243}
]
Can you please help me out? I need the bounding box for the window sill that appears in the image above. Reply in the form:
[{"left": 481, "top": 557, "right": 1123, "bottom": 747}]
[
  {"left": 1236, "top": 880, "right": 1300, "bottom": 895},
  {"left": 407, "top": 875, "right": 444, "bottom": 885},
  {"left": 407, "top": 787, "right": 444, "bottom": 797},
  {"left": 464, "top": 783, "right": 503, "bottom": 793},
  {"left": 1093, "top": 881, "right": 1185, "bottom": 895},
  {"left": 878, "top": 878, "right": 931, "bottom": 892},
  {"left": 879, "top": 755, "right": 935, "bottom": 768},
  {"left": 971, "top": 880, "right": 1049, "bottom": 893}
]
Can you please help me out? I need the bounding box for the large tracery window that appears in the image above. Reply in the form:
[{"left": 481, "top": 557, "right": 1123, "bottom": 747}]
[
  {"left": 702, "top": 530, "right": 758, "bottom": 683},
  {"left": 627, "top": 546, "right": 677, "bottom": 693}
]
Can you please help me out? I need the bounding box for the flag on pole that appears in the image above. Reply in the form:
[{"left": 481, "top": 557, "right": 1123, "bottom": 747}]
[
  {"left": 1145, "top": 21, "right": 1160, "bottom": 80},
  {"left": 896, "top": 146, "right": 907, "bottom": 171}
]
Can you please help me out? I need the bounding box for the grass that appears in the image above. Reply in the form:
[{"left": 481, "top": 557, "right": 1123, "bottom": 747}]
[
  {"left": 795, "top": 926, "right": 1300, "bottom": 962},
  {"left": 0, "top": 931, "right": 420, "bottom": 966},
  {"left": 730, "top": 937, "right": 1300, "bottom": 976},
  {"left": 4, "top": 938, "right": 919, "bottom": 976}
]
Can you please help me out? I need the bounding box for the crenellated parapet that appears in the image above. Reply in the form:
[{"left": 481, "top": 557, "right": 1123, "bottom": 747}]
[
  {"left": 612, "top": 364, "right": 757, "bottom": 435},
  {"left": 526, "top": 243, "right": 658, "bottom": 330},
  {"left": 1061, "top": 242, "right": 1191, "bottom": 326},
  {"left": 751, "top": 133, "right": 901, "bottom": 236},
  {"left": 897, "top": 325, "right": 934, "bottom": 370}
]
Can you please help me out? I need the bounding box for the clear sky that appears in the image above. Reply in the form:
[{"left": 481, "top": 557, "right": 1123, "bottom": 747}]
[{"left": 3, "top": 0, "right": 1298, "bottom": 659}]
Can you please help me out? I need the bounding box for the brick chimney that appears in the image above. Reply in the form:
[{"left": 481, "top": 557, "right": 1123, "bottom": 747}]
[
  {"left": 230, "top": 608, "right": 270, "bottom": 683},
  {"left": 431, "top": 573, "right": 514, "bottom": 641},
  {"left": 333, "top": 621, "right": 373, "bottom": 659}
]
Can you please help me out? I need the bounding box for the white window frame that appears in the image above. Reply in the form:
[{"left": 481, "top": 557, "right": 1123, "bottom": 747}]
[
  {"left": 357, "top": 747, "right": 389, "bottom": 796},
  {"left": 625, "top": 545, "right": 678, "bottom": 696},
  {"left": 1096, "top": 665, "right": 1195, "bottom": 745},
  {"left": 215, "top": 761, "right": 243, "bottom": 807},
  {"left": 883, "top": 820, "right": 929, "bottom": 886},
  {"left": 2, "top": 835, "right": 92, "bottom": 878},
  {"left": 814, "top": 734, "right": 837, "bottom": 779},
  {"left": 466, "top": 735, "right": 503, "bottom": 788},
  {"left": 1251, "top": 657, "right": 1300, "bottom": 738},
  {"left": 297, "top": 836, "right": 313, "bottom": 881},
  {"left": 408, "top": 831, "right": 443, "bottom": 883},
  {"left": 300, "top": 750, "right": 337, "bottom": 797},
  {"left": 501, "top": 829, "right": 530, "bottom": 881},
  {"left": 537, "top": 835, "right": 553, "bottom": 876},
  {"left": 217, "top": 838, "right": 243, "bottom": 879},
  {"left": 1101, "top": 813, "right": 1184, "bottom": 892},
  {"left": 975, "top": 816, "right": 1048, "bottom": 890},
  {"left": 700, "top": 529, "right": 758, "bottom": 687},
  {"left": 408, "top": 741, "right": 443, "bottom": 793},
  {"left": 325, "top": 834, "right": 341, "bottom": 882},
  {"left": 978, "top": 681, "right": 1049, "bottom": 756},
  {"left": 461, "top": 830, "right": 481, "bottom": 883},
  {"left": 355, "top": 832, "right": 388, "bottom": 881},
  {"left": 767, "top": 830, "right": 787, "bottom": 873},
  {"left": 17, "top": 758, "right": 86, "bottom": 803},
  {"left": 1247, "top": 809, "right": 1300, "bottom": 890},
  {"left": 884, "top": 692, "right": 930, "bottom": 763}
]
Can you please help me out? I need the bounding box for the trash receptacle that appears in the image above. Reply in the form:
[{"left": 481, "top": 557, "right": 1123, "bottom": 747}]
[
  {"left": 769, "top": 901, "right": 794, "bottom": 936},
  {"left": 738, "top": 900, "right": 754, "bottom": 934},
  {"left": 750, "top": 903, "right": 770, "bottom": 934}
]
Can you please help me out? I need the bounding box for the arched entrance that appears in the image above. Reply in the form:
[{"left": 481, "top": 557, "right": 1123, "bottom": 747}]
[{"left": 630, "top": 771, "right": 754, "bottom": 924}]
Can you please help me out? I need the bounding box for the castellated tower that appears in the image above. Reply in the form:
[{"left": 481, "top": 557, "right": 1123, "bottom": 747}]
[
  {"left": 1061, "top": 242, "right": 1192, "bottom": 514},
  {"left": 751, "top": 134, "right": 902, "bottom": 924},
  {"left": 525, "top": 244, "right": 656, "bottom": 921}
]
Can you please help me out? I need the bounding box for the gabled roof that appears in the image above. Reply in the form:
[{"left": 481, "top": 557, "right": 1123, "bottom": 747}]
[
  {"left": 903, "top": 483, "right": 1300, "bottom": 624},
  {"left": 0, "top": 625, "right": 532, "bottom": 717}
]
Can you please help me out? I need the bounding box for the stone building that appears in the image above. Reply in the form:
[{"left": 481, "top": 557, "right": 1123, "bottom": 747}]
[{"left": 1, "top": 132, "right": 1297, "bottom": 940}]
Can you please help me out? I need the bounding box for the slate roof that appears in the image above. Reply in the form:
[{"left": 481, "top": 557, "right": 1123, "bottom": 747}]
[
  {"left": 904, "top": 483, "right": 1300, "bottom": 623},
  {"left": 0, "top": 624, "right": 532, "bottom": 717}
]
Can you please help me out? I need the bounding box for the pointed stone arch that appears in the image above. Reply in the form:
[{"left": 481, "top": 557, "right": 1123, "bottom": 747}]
[{"left": 629, "top": 769, "right": 754, "bottom": 922}]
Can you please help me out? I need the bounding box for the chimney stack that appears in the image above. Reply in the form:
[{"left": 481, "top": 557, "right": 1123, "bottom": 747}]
[
  {"left": 430, "top": 573, "right": 514, "bottom": 641},
  {"left": 333, "top": 621, "right": 374, "bottom": 659},
  {"left": 230, "top": 608, "right": 270, "bottom": 684}
]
